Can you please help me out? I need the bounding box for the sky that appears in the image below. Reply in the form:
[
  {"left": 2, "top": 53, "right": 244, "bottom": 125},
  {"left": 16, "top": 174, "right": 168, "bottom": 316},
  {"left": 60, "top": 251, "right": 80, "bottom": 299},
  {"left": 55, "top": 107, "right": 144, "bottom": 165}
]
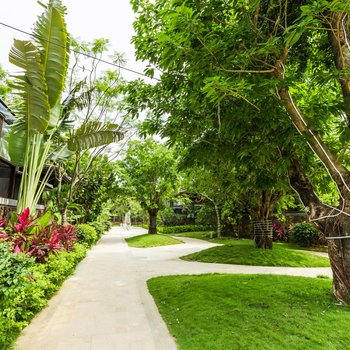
[{"left": 0, "top": 0, "right": 149, "bottom": 81}]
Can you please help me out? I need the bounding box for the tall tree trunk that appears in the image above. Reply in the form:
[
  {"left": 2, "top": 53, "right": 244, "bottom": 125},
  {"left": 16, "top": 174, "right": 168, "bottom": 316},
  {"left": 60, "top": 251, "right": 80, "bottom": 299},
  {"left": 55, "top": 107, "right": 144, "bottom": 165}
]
[
  {"left": 148, "top": 208, "right": 158, "bottom": 234},
  {"left": 324, "top": 216, "right": 350, "bottom": 303},
  {"left": 252, "top": 190, "right": 278, "bottom": 249},
  {"left": 288, "top": 158, "right": 350, "bottom": 303},
  {"left": 275, "top": 48, "right": 350, "bottom": 301},
  {"left": 253, "top": 219, "right": 273, "bottom": 249}
]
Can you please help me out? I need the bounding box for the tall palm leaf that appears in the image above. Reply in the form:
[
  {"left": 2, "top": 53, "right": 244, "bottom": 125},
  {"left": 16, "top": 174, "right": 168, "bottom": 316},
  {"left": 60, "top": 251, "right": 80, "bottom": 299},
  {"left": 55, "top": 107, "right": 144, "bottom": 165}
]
[
  {"left": 68, "top": 120, "right": 124, "bottom": 152},
  {"left": 9, "top": 40, "right": 50, "bottom": 135},
  {"left": 7, "top": 0, "right": 69, "bottom": 212},
  {"left": 33, "top": 0, "right": 69, "bottom": 109}
]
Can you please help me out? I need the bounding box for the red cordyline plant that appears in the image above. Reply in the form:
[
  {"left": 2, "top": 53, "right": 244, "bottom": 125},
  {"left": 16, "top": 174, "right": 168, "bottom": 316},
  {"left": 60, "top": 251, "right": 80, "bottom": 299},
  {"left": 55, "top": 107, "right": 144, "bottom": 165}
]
[{"left": 0, "top": 208, "right": 77, "bottom": 262}]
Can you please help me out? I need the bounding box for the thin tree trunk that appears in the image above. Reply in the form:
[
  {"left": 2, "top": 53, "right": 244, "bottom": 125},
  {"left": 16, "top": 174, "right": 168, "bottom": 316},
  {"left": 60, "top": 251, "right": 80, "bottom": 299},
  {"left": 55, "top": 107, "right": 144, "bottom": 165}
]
[
  {"left": 214, "top": 204, "right": 222, "bottom": 239},
  {"left": 61, "top": 204, "right": 68, "bottom": 227}
]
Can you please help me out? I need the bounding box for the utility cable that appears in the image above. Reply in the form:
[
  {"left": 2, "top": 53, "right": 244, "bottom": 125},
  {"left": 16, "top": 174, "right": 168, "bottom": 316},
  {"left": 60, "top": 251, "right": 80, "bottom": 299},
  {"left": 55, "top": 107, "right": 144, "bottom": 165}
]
[{"left": 0, "top": 21, "right": 160, "bottom": 81}]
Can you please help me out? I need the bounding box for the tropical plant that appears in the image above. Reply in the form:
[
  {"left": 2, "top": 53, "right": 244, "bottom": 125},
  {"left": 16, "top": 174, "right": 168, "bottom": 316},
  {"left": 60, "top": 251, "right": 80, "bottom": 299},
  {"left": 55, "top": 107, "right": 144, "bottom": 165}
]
[
  {"left": 7, "top": 0, "right": 69, "bottom": 213},
  {"left": 49, "top": 38, "right": 127, "bottom": 224},
  {"left": 0, "top": 208, "right": 76, "bottom": 262}
]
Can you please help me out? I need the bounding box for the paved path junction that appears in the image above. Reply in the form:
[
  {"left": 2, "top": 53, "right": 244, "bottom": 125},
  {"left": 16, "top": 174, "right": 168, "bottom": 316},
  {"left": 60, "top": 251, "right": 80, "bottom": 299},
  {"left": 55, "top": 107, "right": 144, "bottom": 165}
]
[{"left": 15, "top": 226, "right": 331, "bottom": 350}]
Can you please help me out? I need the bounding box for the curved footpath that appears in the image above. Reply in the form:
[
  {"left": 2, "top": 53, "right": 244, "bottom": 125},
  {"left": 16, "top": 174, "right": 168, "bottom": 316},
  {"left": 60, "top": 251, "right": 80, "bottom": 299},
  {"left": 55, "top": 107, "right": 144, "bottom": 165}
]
[{"left": 16, "top": 226, "right": 332, "bottom": 350}]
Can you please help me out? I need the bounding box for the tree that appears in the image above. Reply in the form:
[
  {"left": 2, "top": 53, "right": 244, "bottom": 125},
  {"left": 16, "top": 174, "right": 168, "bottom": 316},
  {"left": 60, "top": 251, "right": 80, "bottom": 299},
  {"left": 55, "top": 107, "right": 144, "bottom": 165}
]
[
  {"left": 129, "top": 0, "right": 350, "bottom": 302},
  {"left": 72, "top": 155, "right": 121, "bottom": 222},
  {"left": 121, "top": 139, "right": 178, "bottom": 234},
  {"left": 51, "top": 38, "right": 126, "bottom": 224}
]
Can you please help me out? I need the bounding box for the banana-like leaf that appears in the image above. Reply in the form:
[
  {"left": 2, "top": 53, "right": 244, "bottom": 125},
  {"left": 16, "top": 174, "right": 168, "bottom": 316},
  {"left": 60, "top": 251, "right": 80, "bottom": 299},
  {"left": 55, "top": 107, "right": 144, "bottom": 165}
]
[
  {"left": 33, "top": 0, "right": 69, "bottom": 109},
  {"left": 67, "top": 121, "right": 124, "bottom": 152},
  {"left": 7, "top": 128, "right": 27, "bottom": 166},
  {"left": 48, "top": 104, "right": 60, "bottom": 130},
  {"left": 7, "top": 127, "right": 48, "bottom": 167},
  {"left": 9, "top": 40, "right": 50, "bottom": 133},
  {"left": 49, "top": 144, "right": 74, "bottom": 161}
]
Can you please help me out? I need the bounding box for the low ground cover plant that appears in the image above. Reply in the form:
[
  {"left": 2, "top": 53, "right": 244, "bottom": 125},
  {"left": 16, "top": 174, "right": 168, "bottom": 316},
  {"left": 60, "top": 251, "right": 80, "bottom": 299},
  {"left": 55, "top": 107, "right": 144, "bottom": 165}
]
[{"left": 148, "top": 274, "right": 350, "bottom": 350}]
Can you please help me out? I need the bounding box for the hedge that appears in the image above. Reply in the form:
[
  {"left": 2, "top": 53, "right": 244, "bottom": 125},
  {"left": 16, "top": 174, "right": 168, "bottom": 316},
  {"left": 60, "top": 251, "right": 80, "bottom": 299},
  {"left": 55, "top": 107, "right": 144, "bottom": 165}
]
[
  {"left": 0, "top": 242, "right": 87, "bottom": 349},
  {"left": 75, "top": 224, "right": 99, "bottom": 247}
]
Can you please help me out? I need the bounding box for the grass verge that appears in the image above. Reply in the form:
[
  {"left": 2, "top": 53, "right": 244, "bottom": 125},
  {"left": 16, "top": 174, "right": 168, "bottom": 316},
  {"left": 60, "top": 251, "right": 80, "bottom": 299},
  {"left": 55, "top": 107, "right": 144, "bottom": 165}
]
[
  {"left": 148, "top": 274, "right": 349, "bottom": 350},
  {"left": 181, "top": 239, "right": 329, "bottom": 267},
  {"left": 125, "top": 233, "right": 183, "bottom": 248}
]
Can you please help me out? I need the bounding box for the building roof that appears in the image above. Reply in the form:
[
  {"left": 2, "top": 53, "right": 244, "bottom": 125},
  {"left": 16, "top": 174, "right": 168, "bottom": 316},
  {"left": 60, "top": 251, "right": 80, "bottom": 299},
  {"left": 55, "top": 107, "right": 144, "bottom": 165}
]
[{"left": 0, "top": 99, "right": 15, "bottom": 124}]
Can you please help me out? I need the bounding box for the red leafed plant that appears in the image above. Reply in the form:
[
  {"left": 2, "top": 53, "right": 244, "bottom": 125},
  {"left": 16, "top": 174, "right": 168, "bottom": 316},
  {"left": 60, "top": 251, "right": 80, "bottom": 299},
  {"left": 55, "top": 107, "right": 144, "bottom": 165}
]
[
  {"left": 0, "top": 208, "right": 77, "bottom": 262},
  {"left": 28, "top": 224, "right": 77, "bottom": 262}
]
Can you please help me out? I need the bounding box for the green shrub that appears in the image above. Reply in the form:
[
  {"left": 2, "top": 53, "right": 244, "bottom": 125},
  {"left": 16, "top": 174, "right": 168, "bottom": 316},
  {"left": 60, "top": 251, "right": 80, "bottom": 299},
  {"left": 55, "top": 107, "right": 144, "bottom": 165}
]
[
  {"left": 159, "top": 208, "right": 188, "bottom": 226},
  {"left": 157, "top": 225, "right": 213, "bottom": 234},
  {"left": 195, "top": 204, "right": 217, "bottom": 226},
  {"left": 0, "top": 243, "right": 87, "bottom": 349},
  {"left": 88, "top": 221, "right": 105, "bottom": 237},
  {"left": 0, "top": 242, "right": 36, "bottom": 289},
  {"left": 75, "top": 224, "right": 98, "bottom": 246},
  {"left": 104, "top": 220, "right": 112, "bottom": 231},
  {"left": 290, "top": 222, "right": 320, "bottom": 247}
]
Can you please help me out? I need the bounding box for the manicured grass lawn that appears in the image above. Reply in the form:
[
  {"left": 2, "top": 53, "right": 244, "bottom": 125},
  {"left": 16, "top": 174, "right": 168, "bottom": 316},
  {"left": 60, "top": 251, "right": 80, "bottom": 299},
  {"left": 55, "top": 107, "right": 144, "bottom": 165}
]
[
  {"left": 148, "top": 274, "right": 350, "bottom": 350},
  {"left": 174, "top": 231, "right": 215, "bottom": 240},
  {"left": 125, "top": 233, "right": 183, "bottom": 248},
  {"left": 180, "top": 239, "right": 329, "bottom": 267}
]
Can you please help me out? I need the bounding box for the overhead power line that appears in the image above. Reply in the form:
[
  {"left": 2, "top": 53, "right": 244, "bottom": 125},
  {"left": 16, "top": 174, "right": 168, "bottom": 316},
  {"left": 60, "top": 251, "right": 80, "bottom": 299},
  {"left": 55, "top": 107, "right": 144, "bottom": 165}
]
[{"left": 0, "top": 21, "right": 160, "bottom": 81}]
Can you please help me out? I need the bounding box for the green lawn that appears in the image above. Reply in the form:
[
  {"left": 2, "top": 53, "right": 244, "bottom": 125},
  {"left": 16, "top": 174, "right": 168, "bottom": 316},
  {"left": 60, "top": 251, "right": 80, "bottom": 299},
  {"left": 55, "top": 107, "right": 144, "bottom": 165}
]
[
  {"left": 180, "top": 239, "right": 329, "bottom": 267},
  {"left": 148, "top": 274, "right": 350, "bottom": 350},
  {"left": 125, "top": 233, "right": 183, "bottom": 248},
  {"left": 174, "top": 231, "right": 215, "bottom": 240}
]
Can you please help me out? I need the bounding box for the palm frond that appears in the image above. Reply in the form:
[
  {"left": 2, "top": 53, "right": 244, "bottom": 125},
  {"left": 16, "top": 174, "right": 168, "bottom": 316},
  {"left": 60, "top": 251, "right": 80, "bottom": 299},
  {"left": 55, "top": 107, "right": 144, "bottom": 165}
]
[
  {"left": 9, "top": 39, "right": 50, "bottom": 133},
  {"left": 33, "top": 0, "right": 69, "bottom": 108},
  {"left": 68, "top": 120, "right": 124, "bottom": 152}
]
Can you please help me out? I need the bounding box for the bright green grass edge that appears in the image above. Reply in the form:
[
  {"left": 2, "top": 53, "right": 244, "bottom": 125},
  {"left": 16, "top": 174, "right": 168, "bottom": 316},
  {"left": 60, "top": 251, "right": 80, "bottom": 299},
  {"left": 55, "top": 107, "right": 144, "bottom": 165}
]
[
  {"left": 148, "top": 274, "right": 349, "bottom": 350},
  {"left": 175, "top": 232, "right": 329, "bottom": 267},
  {"left": 125, "top": 233, "right": 183, "bottom": 248}
]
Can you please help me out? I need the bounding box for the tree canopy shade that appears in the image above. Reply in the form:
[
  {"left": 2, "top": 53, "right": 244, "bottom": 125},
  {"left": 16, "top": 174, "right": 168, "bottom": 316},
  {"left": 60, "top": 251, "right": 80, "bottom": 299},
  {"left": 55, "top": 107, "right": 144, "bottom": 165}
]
[
  {"left": 128, "top": 0, "right": 350, "bottom": 302},
  {"left": 120, "top": 139, "right": 178, "bottom": 234}
]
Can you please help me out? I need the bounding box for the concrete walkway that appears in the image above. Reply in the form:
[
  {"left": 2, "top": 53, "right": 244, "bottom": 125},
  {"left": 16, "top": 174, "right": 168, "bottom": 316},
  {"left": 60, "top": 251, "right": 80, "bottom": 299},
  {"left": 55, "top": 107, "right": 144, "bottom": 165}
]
[{"left": 16, "top": 226, "right": 332, "bottom": 350}]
